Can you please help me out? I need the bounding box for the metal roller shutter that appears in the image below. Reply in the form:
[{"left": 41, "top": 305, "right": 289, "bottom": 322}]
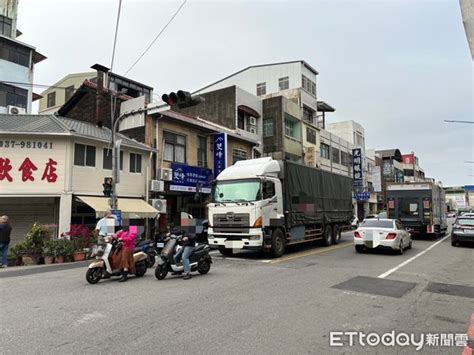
[{"left": 0, "top": 197, "right": 59, "bottom": 245}]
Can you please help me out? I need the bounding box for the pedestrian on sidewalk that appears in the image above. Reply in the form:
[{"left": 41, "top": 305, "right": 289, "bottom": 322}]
[
  {"left": 0, "top": 215, "right": 12, "bottom": 268},
  {"left": 114, "top": 228, "right": 137, "bottom": 282}
]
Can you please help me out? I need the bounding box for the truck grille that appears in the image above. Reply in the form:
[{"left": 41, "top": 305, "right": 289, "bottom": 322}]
[{"left": 213, "top": 213, "right": 250, "bottom": 228}]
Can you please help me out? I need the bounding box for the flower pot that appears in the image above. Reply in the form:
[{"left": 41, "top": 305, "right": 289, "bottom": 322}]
[
  {"left": 22, "top": 255, "right": 40, "bottom": 266},
  {"left": 72, "top": 251, "right": 86, "bottom": 262},
  {"left": 55, "top": 255, "right": 65, "bottom": 263},
  {"left": 44, "top": 256, "right": 54, "bottom": 264},
  {"left": 15, "top": 257, "right": 23, "bottom": 266},
  {"left": 7, "top": 257, "right": 16, "bottom": 267},
  {"left": 65, "top": 255, "right": 73, "bottom": 263}
]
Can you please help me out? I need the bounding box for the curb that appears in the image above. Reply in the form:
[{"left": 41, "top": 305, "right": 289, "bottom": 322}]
[
  {"left": 462, "top": 313, "right": 474, "bottom": 355},
  {"left": 0, "top": 260, "right": 89, "bottom": 278}
]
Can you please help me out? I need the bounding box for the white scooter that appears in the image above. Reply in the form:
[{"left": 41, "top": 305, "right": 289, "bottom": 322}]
[{"left": 86, "top": 236, "right": 148, "bottom": 284}]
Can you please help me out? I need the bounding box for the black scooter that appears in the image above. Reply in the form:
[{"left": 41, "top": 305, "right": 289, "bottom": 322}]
[{"left": 154, "top": 231, "right": 212, "bottom": 280}]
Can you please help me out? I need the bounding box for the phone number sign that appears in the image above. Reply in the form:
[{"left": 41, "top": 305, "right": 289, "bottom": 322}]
[{"left": 0, "top": 140, "right": 54, "bottom": 149}]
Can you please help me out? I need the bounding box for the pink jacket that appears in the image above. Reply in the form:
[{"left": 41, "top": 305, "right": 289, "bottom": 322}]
[{"left": 115, "top": 230, "right": 137, "bottom": 252}]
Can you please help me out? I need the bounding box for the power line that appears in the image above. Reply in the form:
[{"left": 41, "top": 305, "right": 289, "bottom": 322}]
[
  {"left": 124, "top": 0, "right": 187, "bottom": 75},
  {"left": 444, "top": 120, "right": 474, "bottom": 124},
  {"left": 1, "top": 80, "right": 73, "bottom": 89},
  {"left": 110, "top": 0, "right": 123, "bottom": 71}
]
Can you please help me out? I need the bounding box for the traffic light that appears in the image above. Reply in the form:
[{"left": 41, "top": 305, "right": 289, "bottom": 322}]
[
  {"left": 162, "top": 90, "right": 205, "bottom": 109},
  {"left": 103, "top": 177, "right": 113, "bottom": 197}
]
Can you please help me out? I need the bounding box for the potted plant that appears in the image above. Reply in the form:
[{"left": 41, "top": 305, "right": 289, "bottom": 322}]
[
  {"left": 55, "top": 239, "right": 69, "bottom": 263},
  {"left": 41, "top": 239, "right": 56, "bottom": 264},
  {"left": 64, "top": 225, "right": 92, "bottom": 262},
  {"left": 9, "top": 243, "right": 25, "bottom": 266},
  {"left": 22, "top": 223, "right": 50, "bottom": 265}
]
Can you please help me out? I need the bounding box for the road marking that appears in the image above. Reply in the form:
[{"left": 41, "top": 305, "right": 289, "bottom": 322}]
[
  {"left": 377, "top": 235, "right": 450, "bottom": 279},
  {"left": 269, "top": 242, "right": 352, "bottom": 264}
]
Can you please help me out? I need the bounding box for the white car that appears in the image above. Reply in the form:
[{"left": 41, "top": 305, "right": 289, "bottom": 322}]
[
  {"left": 354, "top": 218, "right": 412, "bottom": 254},
  {"left": 351, "top": 216, "right": 359, "bottom": 229}
]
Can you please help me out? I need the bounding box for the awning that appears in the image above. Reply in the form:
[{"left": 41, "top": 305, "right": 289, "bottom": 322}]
[
  {"left": 237, "top": 105, "right": 260, "bottom": 118},
  {"left": 76, "top": 196, "right": 159, "bottom": 219}
]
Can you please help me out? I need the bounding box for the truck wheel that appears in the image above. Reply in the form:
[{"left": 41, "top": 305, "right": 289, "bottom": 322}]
[
  {"left": 332, "top": 224, "right": 341, "bottom": 245},
  {"left": 323, "top": 225, "right": 332, "bottom": 246},
  {"left": 271, "top": 229, "right": 286, "bottom": 258},
  {"left": 218, "top": 247, "right": 233, "bottom": 257}
]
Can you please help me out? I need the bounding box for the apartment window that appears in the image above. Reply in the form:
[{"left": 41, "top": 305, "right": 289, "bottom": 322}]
[
  {"left": 0, "top": 39, "right": 30, "bottom": 67},
  {"left": 302, "top": 105, "right": 315, "bottom": 123},
  {"left": 301, "top": 75, "right": 316, "bottom": 96},
  {"left": 232, "top": 148, "right": 248, "bottom": 164},
  {"left": 74, "top": 144, "right": 96, "bottom": 167},
  {"left": 0, "top": 83, "right": 27, "bottom": 108},
  {"left": 320, "top": 143, "right": 330, "bottom": 159},
  {"left": 47, "top": 92, "right": 56, "bottom": 108},
  {"left": 103, "top": 149, "right": 123, "bottom": 170},
  {"left": 341, "top": 151, "right": 352, "bottom": 167},
  {"left": 278, "top": 76, "right": 289, "bottom": 91},
  {"left": 331, "top": 147, "right": 340, "bottom": 164},
  {"left": 237, "top": 111, "right": 245, "bottom": 130},
  {"left": 256, "top": 82, "right": 266, "bottom": 96},
  {"left": 284, "top": 114, "right": 300, "bottom": 140},
  {"left": 163, "top": 131, "right": 186, "bottom": 163},
  {"left": 65, "top": 85, "right": 75, "bottom": 101},
  {"left": 354, "top": 131, "right": 364, "bottom": 147},
  {"left": 306, "top": 127, "right": 316, "bottom": 144},
  {"left": 129, "top": 153, "right": 142, "bottom": 173},
  {"left": 263, "top": 118, "right": 274, "bottom": 138},
  {"left": 197, "top": 136, "right": 208, "bottom": 167},
  {"left": 0, "top": 15, "right": 12, "bottom": 37}
]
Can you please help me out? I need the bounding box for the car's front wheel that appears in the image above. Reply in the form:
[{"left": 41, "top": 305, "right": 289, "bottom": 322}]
[{"left": 451, "top": 238, "right": 457, "bottom": 247}]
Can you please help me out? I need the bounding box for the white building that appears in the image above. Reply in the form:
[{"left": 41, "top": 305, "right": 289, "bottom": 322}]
[
  {"left": 0, "top": 0, "right": 46, "bottom": 114},
  {"left": 0, "top": 114, "right": 159, "bottom": 245}
]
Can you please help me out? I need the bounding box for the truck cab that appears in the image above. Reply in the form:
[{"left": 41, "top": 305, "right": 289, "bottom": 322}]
[{"left": 207, "top": 158, "right": 285, "bottom": 255}]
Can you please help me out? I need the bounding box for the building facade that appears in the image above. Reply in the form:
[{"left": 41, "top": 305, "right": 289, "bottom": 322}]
[
  {"left": 38, "top": 72, "right": 95, "bottom": 114},
  {"left": 401, "top": 153, "right": 426, "bottom": 182},
  {"left": 0, "top": 114, "right": 158, "bottom": 245},
  {"left": 0, "top": 0, "right": 46, "bottom": 114}
]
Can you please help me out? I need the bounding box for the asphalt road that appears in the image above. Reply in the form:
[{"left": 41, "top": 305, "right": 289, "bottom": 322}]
[{"left": 1, "top": 221, "right": 472, "bottom": 354}]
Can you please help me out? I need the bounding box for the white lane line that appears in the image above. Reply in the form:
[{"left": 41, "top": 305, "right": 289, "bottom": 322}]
[{"left": 377, "top": 235, "right": 450, "bottom": 279}]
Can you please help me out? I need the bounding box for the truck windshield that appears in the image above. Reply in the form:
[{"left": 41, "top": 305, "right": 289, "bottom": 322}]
[
  {"left": 212, "top": 179, "right": 261, "bottom": 203},
  {"left": 399, "top": 199, "right": 419, "bottom": 217}
]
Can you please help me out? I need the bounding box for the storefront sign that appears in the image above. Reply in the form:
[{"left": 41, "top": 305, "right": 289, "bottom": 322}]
[
  {"left": 0, "top": 157, "right": 58, "bottom": 183},
  {"left": 352, "top": 148, "right": 363, "bottom": 187},
  {"left": 213, "top": 133, "right": 227, "bottom": 178},
  {"left": 354, "top": 192, "right": 370, "bottom": 201},
  {"left": 371, "top": 166, "right": 382, "bottom": 192},
  {"left": 0, "top": 139, "right": 54, "bottom": 149},
  {"left": 170, "top": 163, "right": 212, "bottom": 194}
]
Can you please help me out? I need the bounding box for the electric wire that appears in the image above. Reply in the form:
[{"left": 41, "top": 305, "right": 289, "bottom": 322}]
[{"left": 124, "top": 0, "right": 187, "bottom": 75}]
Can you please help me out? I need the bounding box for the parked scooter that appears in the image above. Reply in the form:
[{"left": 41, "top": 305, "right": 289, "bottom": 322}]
[
  {"left": 134, "top": 239, "right": 158, "bottom": 268},
  {"left": 154, "top": 230, "right": 212, "bottom": 280},
  {"left": 86, "top": 236, "right": 148, "bottom": 284}
]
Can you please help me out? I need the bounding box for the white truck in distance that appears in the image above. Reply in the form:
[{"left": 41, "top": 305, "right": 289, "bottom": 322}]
[{"left": 207, "top": 158, "right": 353, "bottom": 257}]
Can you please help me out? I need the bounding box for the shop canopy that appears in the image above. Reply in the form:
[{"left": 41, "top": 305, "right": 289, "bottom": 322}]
[{"left": 76, "top": 196, "right": 159, "bottom": 219}]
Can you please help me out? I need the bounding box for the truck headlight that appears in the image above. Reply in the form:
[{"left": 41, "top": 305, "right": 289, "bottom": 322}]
[
  {"left": 208, "top": 235, "right": 215, "bottom": 239},
  {"left": 249, "top": 235, "right": 260, "bottom": 241}
]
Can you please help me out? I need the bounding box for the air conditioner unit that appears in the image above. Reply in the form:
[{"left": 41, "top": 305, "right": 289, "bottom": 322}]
[
  {"left": 7, "top": 105, "right": 26, "bottom": 115},
  {"left": 150, "top": 199, "right": 167, "bottom": 213},
  {"left": 249, "top": 116, "right": 257, "bottom": 126},
  {"left": 249, "top": 127, "right": 257, "bottom": 134},
  {"left": 149, "top": 179, "right": 165, "bottom": 192},
  {"left": 158, "top": 168, "right": 173, "bottom": 181}
]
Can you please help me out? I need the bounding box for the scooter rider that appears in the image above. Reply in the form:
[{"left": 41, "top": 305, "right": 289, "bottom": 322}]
[{"left": 174, "top": 231, "right": 197, "bottom": 280}]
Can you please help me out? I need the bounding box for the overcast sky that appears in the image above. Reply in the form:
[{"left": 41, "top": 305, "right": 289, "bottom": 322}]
[{"left": 18, "top": 0, "right": 473, "bottom": 186}]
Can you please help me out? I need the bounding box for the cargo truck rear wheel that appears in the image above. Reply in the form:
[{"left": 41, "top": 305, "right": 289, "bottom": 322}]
[
  {"left": 323, "top": 226, "right": 332, "bottom": 246},
  {"left": 271, "top": 229, "right": 286, "bottom": 258},
  {"left": 332, "top": 224, "right": 341, "bottom": 244}
]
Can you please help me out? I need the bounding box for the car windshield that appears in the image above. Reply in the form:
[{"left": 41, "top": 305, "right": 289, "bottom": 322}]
[
  {"left": 361, "top": 219, "right": 394, "bottom": 229},
  {"left": 212, "top": 179, "right": 261, "bottom": 202},
  {"left": 456, "top": 218, "right": 474, "bottom": 226}
]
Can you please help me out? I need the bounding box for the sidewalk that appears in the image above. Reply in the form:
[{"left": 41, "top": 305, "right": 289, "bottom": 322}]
[{"left": 0, "top": 260, "right": 89, "bottom": 278}]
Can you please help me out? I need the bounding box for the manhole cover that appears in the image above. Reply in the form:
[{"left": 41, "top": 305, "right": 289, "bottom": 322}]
[{"left": 332, "top": 276, "right": 417, "bottom": 298}]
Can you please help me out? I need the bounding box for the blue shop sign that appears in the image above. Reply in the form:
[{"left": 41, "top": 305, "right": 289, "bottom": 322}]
[
  {"left": 213, "top": 133, "right": 227, "bottom": 178},
  {"left": 354, "top": 192, "right": 370, "bottom": 201},
  {"left": 170, "top": 163, "right": 212, "bottom": 194},
  {"left": 352, "top": 148, "right": 363, "bottom": 187}
]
